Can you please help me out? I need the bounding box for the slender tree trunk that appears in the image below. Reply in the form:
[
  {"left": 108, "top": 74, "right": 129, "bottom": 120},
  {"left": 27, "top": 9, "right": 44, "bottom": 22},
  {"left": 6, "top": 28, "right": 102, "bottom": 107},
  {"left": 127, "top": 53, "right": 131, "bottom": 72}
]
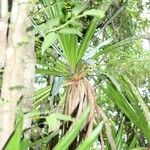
[
  {"left": 0, "top": 0, "right": 8, "bottom": 68},
  {"left": 22, "top": 31, "right": 35, "bottom": 136},
  {"left": 0, "top": 0, "right": 35, "bottom": 149}
]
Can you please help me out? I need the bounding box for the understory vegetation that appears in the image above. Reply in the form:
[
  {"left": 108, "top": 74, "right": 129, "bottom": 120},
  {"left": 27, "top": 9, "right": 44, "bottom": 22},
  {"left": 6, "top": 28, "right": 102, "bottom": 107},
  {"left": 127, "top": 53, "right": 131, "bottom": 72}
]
[{"left": 0, "top": 0, "right": 150, "bottom": 150}]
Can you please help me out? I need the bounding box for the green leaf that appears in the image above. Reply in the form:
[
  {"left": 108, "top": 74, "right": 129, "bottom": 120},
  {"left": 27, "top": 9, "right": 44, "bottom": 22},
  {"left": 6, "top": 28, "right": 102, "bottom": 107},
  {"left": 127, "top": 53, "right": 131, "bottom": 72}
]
[
  {"left": 36, "top": 19, "right": 60, "bottom": 34},
  {"left": 121, "top": 75, "right": 150, "bottom": 126},
  {"left": 45, "top": 113, "right": 73, "bottom": 132},
  {"left": 84, "top": 9, "right": 105, "bottom": 18},
  {"left": 128, "top": 134, "right": 138, "bottom": 149},
  {"left": 34, "top": 92, "right": 50, "bottom": 107},
  {"left": 26, "top": 110, "right": 41, "bottom": 118},
  {"left": 102, "top": 74, "right": 150, "bottom": 142},
  {"left": 36, "top": 68, "right": 68, "bottom": 76},
  {"left": 116, "top": 123, "right": 125, "bottom": 150},
  {"left": 69, "top": 20, "right": 83, "bottom": 28},
  {"left": 33, "top": 86, "right": 51, "bottom": 107},
  {"left": 30, "top": 131, "right": 58, "bottom": 147},
  {"left": 58, "top": 28, "right": 82, "bottom": 37},
  {"left": 77, "top": 121, "right": 104, "bottom": 150},
  {"left": 72, "top": 4, "right": 86, "bottom": 16},
  {"left": 47, "top": 18, "right": 60, "bottom": 28},
  {"left": 59, "top": 34, "right": 78, "bottom": 68},
  {"left": 130, "top": 148, "right": 147, "bottom": 150},
  {"left": 5, "top": 115, "right": 23, "bottom": 150},
  {"left": 46, "top": 113, "right": 59, "bottom": 131},
  {"left": 55, "top": 113, "right": 74, "bottom": 122},
  {"left": 42, "top": 32, "right": 58, "bottom": 53},
  {"left": 33, "top": 86, "right": 51, "bottom": 102},
  {"left": 77, "top": 17, "right": 99, "bottom": 62},
  {"left": 20, "top": 138, "right": 30, "bottom": 150},
  {"left": 36, "top": 68, "right": 50, "bottom": 75},
  {"left": 53, "top": 106, "right": 90, "bottom": 150}
]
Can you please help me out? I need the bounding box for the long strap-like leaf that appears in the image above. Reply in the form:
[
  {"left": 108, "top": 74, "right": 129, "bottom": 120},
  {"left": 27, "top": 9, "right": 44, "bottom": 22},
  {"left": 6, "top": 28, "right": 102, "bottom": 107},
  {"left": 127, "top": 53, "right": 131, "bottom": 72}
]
[
  {"left": 53, "top": 105, "right": 90, "bottom": 150},
  {"left": 77, "top": 17, "right": 100, "bottom": 63},
  {"left": 76, "top": 121, "right": 104, "bottom": 150}
]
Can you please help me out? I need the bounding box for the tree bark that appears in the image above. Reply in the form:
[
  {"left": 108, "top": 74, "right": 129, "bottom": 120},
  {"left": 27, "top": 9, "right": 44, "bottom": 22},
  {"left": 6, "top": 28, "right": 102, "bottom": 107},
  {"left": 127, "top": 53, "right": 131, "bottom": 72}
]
[
  {"left": 0, "top": 0, "right": 35, "bottom": 149},
  {"left": 0, "top": 0, "right": 8, "bottom": 68},
  {"left": 22, "top": 31, "right": 35, "bottom": 137}
]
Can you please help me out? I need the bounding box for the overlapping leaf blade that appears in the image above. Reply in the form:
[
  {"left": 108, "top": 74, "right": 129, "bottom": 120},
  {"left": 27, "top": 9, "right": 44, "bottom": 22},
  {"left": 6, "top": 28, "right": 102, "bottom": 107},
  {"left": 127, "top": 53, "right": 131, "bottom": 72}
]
[
  {"left": 102, "top": 75, "right": 150, "bottom": 141},
  {"left": 53, "top": 106, "right": 90, "bottom": 150},
  {"left": 77, "top": 121, "right": 104, "bottom": 150},
  {"left": 59, "top": 34, "right": 78, "bottom": 69},
  {"left": 5, "top": 114, "right": 23, "bottom": 150}
]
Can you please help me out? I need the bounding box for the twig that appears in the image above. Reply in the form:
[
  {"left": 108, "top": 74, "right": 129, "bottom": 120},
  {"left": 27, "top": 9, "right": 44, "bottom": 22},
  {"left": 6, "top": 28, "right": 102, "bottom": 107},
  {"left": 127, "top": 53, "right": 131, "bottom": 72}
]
[{"left": 91, "top": 5, "right": 125, "bottom": 43}]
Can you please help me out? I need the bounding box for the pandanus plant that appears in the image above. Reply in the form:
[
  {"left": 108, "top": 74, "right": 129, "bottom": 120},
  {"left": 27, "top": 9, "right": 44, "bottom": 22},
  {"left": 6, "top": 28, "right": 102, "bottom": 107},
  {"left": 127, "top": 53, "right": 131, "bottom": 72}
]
[
  {"left": 52, "top": 12, "right": 102, "bottom": 137},
  {"left": 33, "top": 0, "right": 115, "bottom": 146},
  {"left": 31, "top": 0, "right": 150, "bottom": 149}
]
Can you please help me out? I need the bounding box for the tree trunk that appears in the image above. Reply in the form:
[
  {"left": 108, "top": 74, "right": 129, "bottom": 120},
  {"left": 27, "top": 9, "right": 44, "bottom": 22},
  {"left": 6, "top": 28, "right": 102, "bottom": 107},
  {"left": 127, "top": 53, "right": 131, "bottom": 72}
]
[
  {"left": 0, "top": 0, "right": 8, "bottom": 68},
  {"left": 22, "top": 31, "right": 35, "bottom": 137},
  {"left": 0, "top": 0, "right": 35, "bottom": 149}
]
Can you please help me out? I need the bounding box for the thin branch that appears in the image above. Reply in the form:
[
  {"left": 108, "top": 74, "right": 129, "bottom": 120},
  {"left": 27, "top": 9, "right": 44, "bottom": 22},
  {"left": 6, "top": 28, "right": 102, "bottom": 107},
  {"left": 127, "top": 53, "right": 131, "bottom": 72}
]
[{"left": 92, "top": 5, "right": 125, "bottom": 43}]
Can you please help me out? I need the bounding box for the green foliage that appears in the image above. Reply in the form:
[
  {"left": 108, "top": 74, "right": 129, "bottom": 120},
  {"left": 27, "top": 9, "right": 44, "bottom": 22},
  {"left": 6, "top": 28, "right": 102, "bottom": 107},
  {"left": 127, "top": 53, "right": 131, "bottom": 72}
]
[
  {"left": 4, "top": 114, "right": 23, "bottom": 150},
  {"left": 42, "top": 32, "right": 58, "bottom": 53},
  {"left": 2, "top": 0, "right": 150, "bottom": 149},
  {"left": 102, "top": 74, "right": 150, "bottom": 141},
  {"left": 53, "top": 106, "right": 90, "bottom": 150},
  {"left": 76, "top": 121, "right": 104, "bottom": 150},
  {"left": 59, "top": 34, "right": 78, "bottom": 69},
  {"left": 83, "top": 9, "right": 104, "bottom": 17},
  {"left": 30, "top": 0, "right": 150, "bottom": 149},
  {"left": 46, "top": 113, "right": 73, "bottom": 131}
]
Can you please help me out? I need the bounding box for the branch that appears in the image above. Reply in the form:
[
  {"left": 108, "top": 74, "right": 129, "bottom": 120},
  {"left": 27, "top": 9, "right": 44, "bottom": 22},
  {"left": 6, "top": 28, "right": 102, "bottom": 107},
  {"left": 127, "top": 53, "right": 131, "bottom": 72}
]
[{"left": 92, "top": 5, "right": 125, "bottom": 43}]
